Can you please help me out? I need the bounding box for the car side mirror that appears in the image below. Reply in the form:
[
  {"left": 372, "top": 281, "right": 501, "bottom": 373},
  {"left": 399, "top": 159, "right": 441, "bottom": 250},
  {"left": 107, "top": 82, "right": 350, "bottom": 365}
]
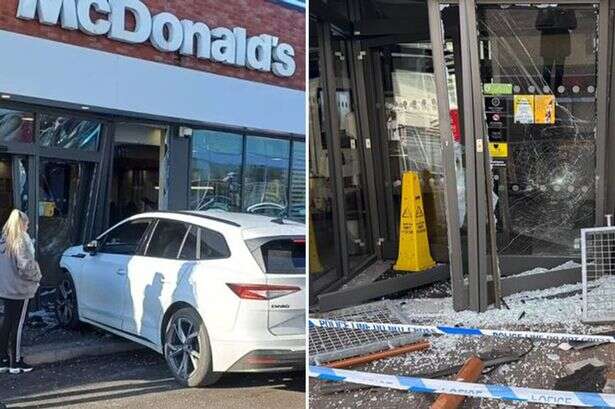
[{"left": 83, "top": 240, "right": 98, "bottom": 254}]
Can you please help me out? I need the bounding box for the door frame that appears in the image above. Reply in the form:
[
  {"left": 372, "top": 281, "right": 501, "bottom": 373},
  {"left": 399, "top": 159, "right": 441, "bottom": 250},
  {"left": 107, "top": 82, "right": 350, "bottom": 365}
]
[
  {"left": 363, "top": 37, "right": 422, "bottom": 261},
  {"left": 0, "top": 101, "right": 114, "bottom": 287},
  {"left": 309, "top": 15, "right": 380, "bottom": 296},
  {"left": 309, "top": 20, "right": 348, "bottom": 295},
  {"left": 352, "top": 14, "right": 470, "bottom": 309},
  {"left": 448, "top": 0, "right": 609, "bottom": 311}
]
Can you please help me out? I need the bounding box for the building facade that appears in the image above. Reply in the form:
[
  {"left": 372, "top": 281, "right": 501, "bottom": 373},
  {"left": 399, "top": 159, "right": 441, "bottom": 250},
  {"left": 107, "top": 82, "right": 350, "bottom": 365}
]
[
  {"left": 0, "top": 0, "right": 306, "bottom": 285},
  {"left": 310, "top": 0, "right": 613, "bottom": 311}
]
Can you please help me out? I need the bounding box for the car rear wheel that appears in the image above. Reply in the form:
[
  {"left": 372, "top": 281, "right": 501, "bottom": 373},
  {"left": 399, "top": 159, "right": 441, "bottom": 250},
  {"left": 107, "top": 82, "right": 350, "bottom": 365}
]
[
  {"left": 55, "top": 272, "right": 80, "bottom": 329},
  {"left": 164, "top": 307, "right": 221, "bottom": 387}
]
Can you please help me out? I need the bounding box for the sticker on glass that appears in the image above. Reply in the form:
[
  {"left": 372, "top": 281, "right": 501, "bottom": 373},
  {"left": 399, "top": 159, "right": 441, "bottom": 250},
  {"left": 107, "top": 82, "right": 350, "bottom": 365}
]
[
  {"left": 534, "top": 95, "right": 555, "bottom": 124},
  {"left": 513, "top": 95, "right": 535, "bottom": 124},
  {"left": 483, "top": 83, "right": 513, "bottom": 95}
]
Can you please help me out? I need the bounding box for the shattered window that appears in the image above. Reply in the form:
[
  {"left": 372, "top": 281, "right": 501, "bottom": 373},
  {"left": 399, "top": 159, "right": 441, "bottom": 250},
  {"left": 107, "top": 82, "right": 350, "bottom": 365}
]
[
  {"left": 478, "top": 4, "right": 598, "bottom": 256},
  {"left": 38, "top": 114, "right": 101, "bottom": 151},
  {"left": 0, "top": 109, "right": 34, "bottom": 143}
]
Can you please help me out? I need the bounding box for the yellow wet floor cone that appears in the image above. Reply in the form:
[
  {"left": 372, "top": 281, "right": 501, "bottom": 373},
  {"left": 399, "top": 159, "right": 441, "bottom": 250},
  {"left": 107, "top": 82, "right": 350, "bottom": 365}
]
[
  {"left": 393, "top": 171, "right": 436, "bottom": 272},
  {"left": 309, "top": 214, "right": 324, "bottom": 274}
]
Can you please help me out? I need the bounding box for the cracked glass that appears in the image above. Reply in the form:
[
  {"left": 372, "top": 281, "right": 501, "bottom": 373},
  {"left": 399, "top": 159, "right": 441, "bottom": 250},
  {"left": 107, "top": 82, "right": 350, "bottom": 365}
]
[{"left": 478, "top": 4, "right": 598, "bottom": 256}]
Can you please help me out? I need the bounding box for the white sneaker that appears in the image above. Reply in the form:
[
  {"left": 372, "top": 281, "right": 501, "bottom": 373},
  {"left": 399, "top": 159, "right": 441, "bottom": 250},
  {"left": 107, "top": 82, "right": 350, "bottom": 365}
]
[
  {"left": 0, "top": 358, "right": 9, "bottom": 373},
  {"left": 9, "top": 360, "right": 33, "bottom": 374}
]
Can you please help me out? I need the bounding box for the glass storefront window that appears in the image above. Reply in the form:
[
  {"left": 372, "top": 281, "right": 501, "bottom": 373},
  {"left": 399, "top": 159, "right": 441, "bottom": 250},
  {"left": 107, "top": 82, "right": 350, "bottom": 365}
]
[
  {"left": 289, "top": 141, "right": 306, "bottom": 221},
  {"left": 242, "top": 136, "right": 290, "bottom": 216},
  {"left": 477, "top": 4, "right": 598, "bottom": 256},
  {"left": 190, "top": 130, "right": 243, "bottom": 211},
  {"left": 38, "top": 114, "right": 101, "bottom": 151},
  {"left": 0, "top": 109, "right": 34, "bottom": 143}
]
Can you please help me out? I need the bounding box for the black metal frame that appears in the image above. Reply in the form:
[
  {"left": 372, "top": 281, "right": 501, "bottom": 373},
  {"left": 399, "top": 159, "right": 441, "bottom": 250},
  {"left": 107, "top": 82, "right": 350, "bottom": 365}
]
[
  {"left": 309, "top": 13, "right": 382, "bottom": 297},
  {"left": 0, "top": 101, "right": 111, "bottom": 256},
  {"left": 309, "top": 21, "right": 350, "bottom": 296},
  {"left": 453, "top": 0, "right": 609, "bottom": 311}
]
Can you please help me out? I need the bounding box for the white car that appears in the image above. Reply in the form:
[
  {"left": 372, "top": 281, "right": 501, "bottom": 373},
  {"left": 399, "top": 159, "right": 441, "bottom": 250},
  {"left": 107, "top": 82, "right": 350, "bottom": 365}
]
[{"left": 56, "top": 210, "right": 306, "bottom": 387}]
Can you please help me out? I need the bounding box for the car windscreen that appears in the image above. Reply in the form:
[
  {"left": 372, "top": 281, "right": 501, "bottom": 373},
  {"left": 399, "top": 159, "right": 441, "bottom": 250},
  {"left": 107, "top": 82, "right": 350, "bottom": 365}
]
[{"left": 247, "top": 237, "right": 305, "bottom": 275}]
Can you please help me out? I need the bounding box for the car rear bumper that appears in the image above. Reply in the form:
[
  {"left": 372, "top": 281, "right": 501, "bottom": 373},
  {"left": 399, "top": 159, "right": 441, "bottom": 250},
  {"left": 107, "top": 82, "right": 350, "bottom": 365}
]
[
  {"left": 211, "top": 336, "right": 305, "bottom": 372},
  {"left": 227, "top": 349, "right": 305, "bottom": 372}
]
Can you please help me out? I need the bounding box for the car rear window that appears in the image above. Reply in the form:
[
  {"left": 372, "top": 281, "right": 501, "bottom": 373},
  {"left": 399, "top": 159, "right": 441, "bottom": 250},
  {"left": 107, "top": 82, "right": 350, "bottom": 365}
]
[{"left": 257, "top": 238, "right": 305, "bottom": 274}]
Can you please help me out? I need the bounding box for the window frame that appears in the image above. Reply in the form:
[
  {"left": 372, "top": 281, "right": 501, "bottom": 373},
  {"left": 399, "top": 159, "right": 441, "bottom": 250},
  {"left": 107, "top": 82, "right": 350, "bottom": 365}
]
[
  {"left": 97, "top": 218, "right": 154, "bottom": 256},
  {"left": 195, "top": 226, "right": 231, "bottom": 260},
  {"left": 143, "top": 218, "right": 191, "bottom": 259},
  {"left": 140, "top": 217, "right": 232, "bottom": 261}
]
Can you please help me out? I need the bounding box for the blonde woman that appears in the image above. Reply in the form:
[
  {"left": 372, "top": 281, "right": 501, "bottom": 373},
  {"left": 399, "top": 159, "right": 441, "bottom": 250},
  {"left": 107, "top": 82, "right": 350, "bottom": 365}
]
[{"left": 0, "top": 209, "right": 41, "bottom": 374}]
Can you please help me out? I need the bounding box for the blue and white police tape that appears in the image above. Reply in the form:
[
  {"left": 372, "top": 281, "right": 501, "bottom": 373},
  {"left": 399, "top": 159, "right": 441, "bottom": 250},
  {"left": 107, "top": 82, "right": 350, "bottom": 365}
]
[
  {"left": 310, "top": 365, "right": 615, "bottom": 407},
  {"left": 309, "top": 318, "right": 615, "bottom": 344}
]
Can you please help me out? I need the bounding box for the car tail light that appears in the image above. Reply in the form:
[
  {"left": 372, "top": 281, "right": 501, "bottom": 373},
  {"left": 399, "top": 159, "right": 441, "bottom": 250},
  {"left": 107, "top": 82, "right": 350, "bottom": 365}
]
[{"left": 226, "top": 283, "right": 301, "bottom": 300}]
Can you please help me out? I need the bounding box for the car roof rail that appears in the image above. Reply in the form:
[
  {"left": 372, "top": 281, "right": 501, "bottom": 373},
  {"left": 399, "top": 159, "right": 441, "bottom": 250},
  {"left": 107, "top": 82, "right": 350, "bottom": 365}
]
[{"left": 172, "top": 211, "right": 242, "bottom": 227}]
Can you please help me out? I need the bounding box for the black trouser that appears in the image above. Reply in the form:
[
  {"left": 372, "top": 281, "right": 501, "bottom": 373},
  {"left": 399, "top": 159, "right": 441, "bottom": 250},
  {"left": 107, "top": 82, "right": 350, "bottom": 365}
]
[
  {"left": 542, "top": 56, "right": 566, "bottom": 90},
  {"left": 0, "top": 298, "right": 29, "bottom": 366}
]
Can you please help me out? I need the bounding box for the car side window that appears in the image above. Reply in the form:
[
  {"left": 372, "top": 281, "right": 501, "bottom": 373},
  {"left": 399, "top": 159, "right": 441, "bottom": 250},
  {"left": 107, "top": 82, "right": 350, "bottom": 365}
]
[
  {"left": 99, "top": 219, "right": 151, "bottom": 255},
  {"left": 199, "top": 227, "right": 230, "bottom": 259},
  {"left": 178, "top": 226, "right": 198, "bottom": 260},
  {"left": 146, "top": 219, "right": 189, "bottom": 259}
]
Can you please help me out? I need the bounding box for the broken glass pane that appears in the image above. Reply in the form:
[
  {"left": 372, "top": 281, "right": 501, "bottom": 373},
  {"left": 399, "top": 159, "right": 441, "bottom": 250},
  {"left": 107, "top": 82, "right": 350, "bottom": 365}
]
[{"left": 477, "top": 4, "right": 598, "bottom": 255}]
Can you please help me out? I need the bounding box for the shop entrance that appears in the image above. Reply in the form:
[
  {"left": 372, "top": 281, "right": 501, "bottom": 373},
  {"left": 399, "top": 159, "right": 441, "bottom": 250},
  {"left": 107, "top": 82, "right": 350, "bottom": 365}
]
[{"left": 109, "top": 124, "right": 165, "bottom": 226}]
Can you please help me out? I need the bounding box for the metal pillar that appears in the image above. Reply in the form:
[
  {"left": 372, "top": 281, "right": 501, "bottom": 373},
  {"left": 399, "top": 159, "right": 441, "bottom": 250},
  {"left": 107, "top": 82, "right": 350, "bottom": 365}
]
[{"left": 427, "top": 0, "right": 468, "bottom": 311}]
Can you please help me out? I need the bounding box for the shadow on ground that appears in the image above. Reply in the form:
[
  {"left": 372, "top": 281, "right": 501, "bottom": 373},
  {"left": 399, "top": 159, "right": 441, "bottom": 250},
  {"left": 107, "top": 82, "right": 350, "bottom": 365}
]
[{"left": 0, "top": 349, "right": 304, "bottom": 409}]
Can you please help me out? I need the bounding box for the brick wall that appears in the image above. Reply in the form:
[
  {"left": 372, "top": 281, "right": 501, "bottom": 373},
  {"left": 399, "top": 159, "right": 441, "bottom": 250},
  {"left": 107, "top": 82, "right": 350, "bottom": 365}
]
[{"left": 0, "top": 0, "right": 305, "bottom": 90}]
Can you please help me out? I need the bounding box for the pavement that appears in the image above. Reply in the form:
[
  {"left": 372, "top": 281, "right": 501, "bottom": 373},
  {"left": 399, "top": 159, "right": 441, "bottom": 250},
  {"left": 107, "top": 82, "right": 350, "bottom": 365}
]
[
  {"left": 15, "top": 296, "right": 144, "bottom": 367},
  {"left": 0, "top": 349, "right": 306, "bottom": 409},
  {"left": 309, "top": 282, "right": 615, "bottom": 409},
  {"left": 24, "top": 334, "right": 143, "bottom": 366}
]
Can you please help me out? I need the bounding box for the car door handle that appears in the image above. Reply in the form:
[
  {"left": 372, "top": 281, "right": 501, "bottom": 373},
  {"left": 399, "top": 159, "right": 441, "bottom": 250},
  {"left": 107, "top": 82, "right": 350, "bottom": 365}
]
[{"left": 116, "top": 268, "right": 127, "bottom": 276}]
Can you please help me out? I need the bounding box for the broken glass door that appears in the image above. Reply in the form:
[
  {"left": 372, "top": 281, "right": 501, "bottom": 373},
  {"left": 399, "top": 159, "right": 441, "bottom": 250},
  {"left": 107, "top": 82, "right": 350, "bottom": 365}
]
[
  {"left": 372, "top": 41, "right": 450, "bottom": 262},
  {"left": 368, "top": 30, "right": 465, "bottom": 266},
  {"left": 0, "top": 154, "right": 29, "bottom": 227},
  {"left": 476, "top": 3, "right": 599, "bottom": 259},
  {"left": 38, "top": 159, "right": 95, "bottom": 285}
]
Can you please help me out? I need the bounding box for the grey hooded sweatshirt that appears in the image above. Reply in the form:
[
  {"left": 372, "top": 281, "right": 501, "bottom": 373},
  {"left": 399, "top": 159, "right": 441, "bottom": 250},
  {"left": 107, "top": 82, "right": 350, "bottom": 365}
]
[{"left": 0, "top": 233, "right": 41, "bottom": 300}]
